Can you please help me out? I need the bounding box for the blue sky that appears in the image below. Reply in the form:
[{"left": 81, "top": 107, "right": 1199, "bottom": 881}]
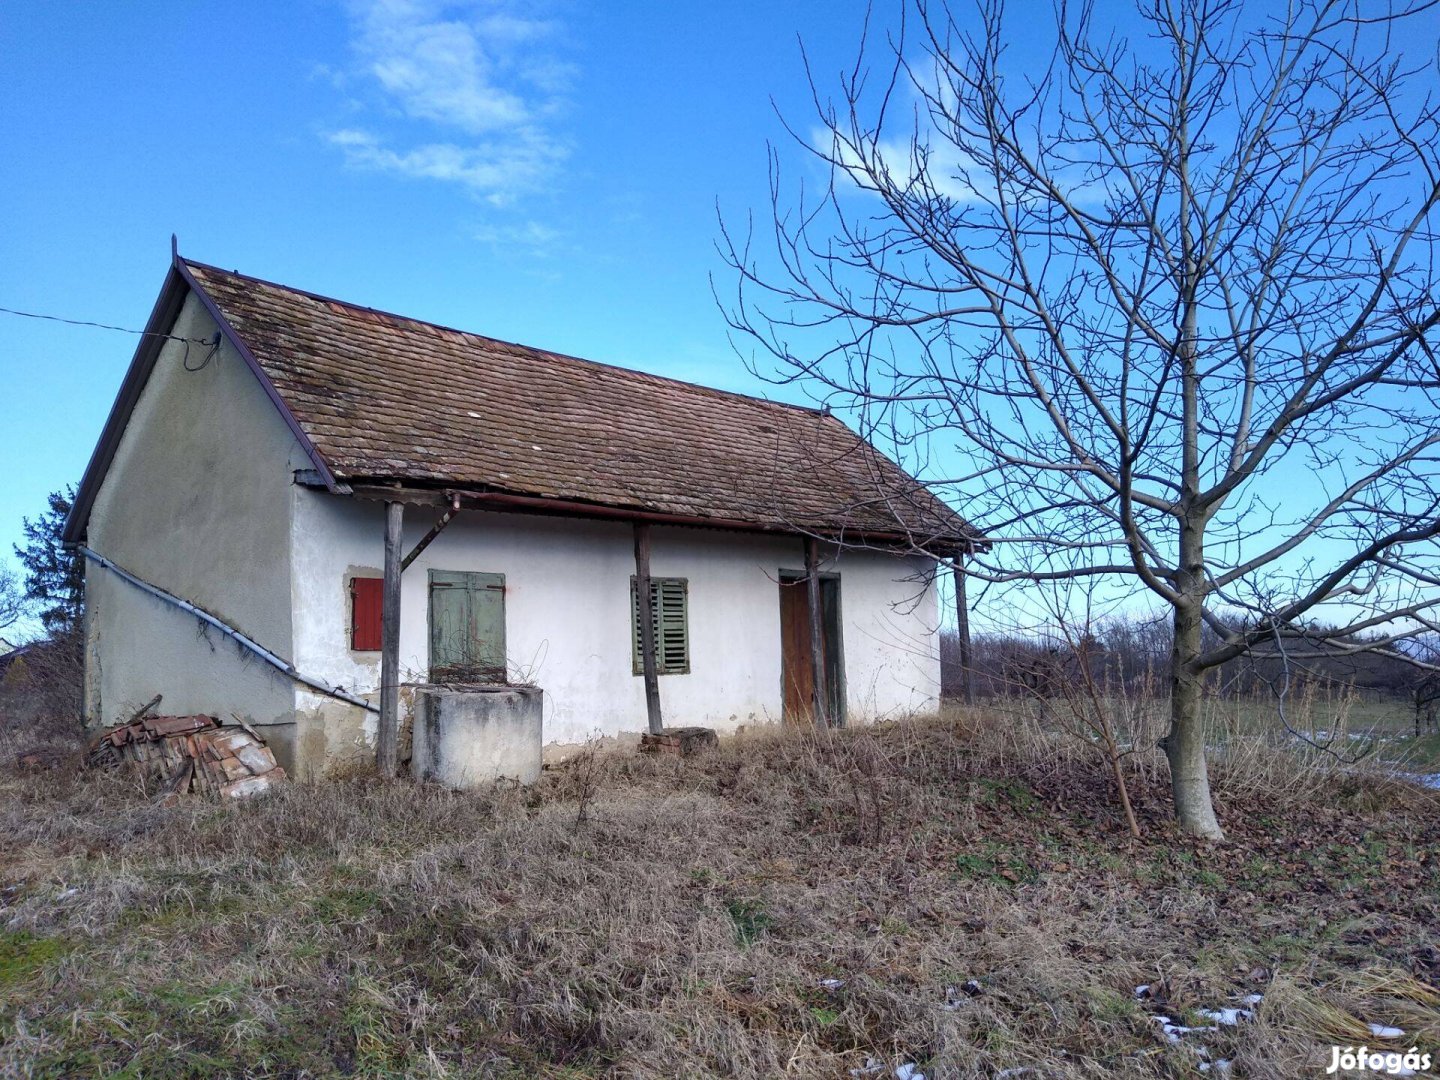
[
  {"left": 0, "top": 0, "right": 877, "bottom": 599},
  {"left": 4, "top": 1, "right": 1431, "bottom": 648}
]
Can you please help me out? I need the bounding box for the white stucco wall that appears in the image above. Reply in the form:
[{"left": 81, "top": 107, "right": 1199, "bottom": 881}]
[
  {"left": 84, "top": 291, "right": 308, "bottom": 762},
  {"left": 289, "top": 492, "right": 943, "bottom": 756}
]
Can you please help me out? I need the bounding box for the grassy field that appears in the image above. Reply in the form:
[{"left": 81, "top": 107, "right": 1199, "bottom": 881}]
[
  {"left": 994, "top": 686, "right": 1440, "bottom": 776},
  {"left": 2, "top": 712, "right": 1439, "bottom": 1078},
  {"left": 1225, "top": 694, "right": 1440, "bottom": 775}
]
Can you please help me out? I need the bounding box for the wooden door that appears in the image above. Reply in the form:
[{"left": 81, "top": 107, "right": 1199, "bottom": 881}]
[
  {"left": 429, "top": 570, "right": 506, "bottom": 683},
  {"left": 779, "top": 579, "right": 816, "bottom": 723}
]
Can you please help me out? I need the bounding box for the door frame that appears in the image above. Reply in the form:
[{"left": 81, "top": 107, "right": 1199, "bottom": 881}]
[{"left": 777, "top": 569, "right": 846, "bottom": 726}]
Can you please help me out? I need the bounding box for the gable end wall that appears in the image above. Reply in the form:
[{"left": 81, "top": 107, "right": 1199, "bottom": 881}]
[{"left": 83, "top": 290, "right": 307, "bottom": 764}]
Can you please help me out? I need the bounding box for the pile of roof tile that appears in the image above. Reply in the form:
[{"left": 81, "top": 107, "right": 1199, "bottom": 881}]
[{"left": 86, "top": 713, "right": 286, "bottom": 801}]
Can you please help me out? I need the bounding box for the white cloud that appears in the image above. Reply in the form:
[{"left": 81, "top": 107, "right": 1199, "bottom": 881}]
[
  {"left": 327, "top": 128, "right": 563, "bottom": 208},
  {"left": 327, "top": 0, "right": 572, "bottom": 203},
  {"left": 472, "top": 219, "right": 564, "bottom": 252},
  {"left": 818, "top": 125, "right": 984, "bottom": 207}
]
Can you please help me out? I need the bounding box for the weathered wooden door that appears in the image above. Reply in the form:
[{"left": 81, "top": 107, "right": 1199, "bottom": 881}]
[
  {"left": 779, "top": 575, "right": 844, "bottom": 724},
  {"left": 428, "top": 570, "right": 506, "bottom": 683},
  {"left": 779, "top": 580, "right": 815, "bottom": 722}
]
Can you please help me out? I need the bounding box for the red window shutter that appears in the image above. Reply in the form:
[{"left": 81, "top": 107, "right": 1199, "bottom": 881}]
[{"left": 351, "top": 578, "right": 384, "bottom": 651}]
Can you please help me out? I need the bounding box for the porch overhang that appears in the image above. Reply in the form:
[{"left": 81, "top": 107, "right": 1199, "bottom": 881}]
[{"left": 313, "top": 478, "right": 989, "bottom": 558}]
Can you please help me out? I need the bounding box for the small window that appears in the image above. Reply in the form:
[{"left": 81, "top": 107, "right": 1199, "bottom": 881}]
[
  {"left": 631, "top": 577, "right": 689, "bottom": 675},
  {"left": 351, "top": 577, "right": 384, "bottom": 651}
]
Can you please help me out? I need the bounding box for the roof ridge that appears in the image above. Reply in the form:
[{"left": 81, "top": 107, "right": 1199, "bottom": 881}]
[{"left": 181, "top": 257, "right": 829, "bottom": 419}]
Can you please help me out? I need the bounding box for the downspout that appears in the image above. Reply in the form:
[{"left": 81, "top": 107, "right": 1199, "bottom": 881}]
[{"left": 78, "top": 545, "right": 379, "bottom": 714}]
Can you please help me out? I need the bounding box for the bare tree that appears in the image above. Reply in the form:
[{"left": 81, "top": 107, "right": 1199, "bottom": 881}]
[
  {"left": 722, "top": 0, "right": 1440, "bottom": 837},
  {"left": 0, "top": 564, "right": 25, "bottom": 636}
]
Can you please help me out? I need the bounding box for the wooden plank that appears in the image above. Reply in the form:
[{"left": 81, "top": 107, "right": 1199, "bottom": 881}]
[
  {"left": 633, "top": 523, "right": 663, "bottom": 735},
  {"left": 805, "top": 537, "right": 829, "bottom": 727},
  {"left": 127, "top": 694, "right": 163, "bottom": 725},
  {"left": 401, "top": 507, "right": 461, "bottom": 571},
  {"left": 378, "top": 500, "right": 404, "bottom": 778}
]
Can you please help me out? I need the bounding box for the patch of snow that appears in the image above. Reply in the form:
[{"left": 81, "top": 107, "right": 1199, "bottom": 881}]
[
  {"left": 1134, "top": 984, "right": 1150, "bottom": 998},
  {"left": 1198, "top": 1007, "right": 1252, "bottom": 1026},
  {"left": 1415, "top": 774, "right": 1440, "bottom": 790},
  {"left": 1198, "top": 1060, "right": 1232, "bottom": 1075},
  {"left": 1240, "top": 993, "right": 1264, "bottom": 1006},
  {"left": 1151, "top": 1015, "right": 1218, "bottom": 1043},
  {"left": 1368, "top": 1023, "right": 1405, "bottom": 1039},
  {"left": 819, "top": 978, "right": 845, "bottom": 991},
  {"left": 56, "top": 887, "right": 79, "bottom": 901},
  {"left": 942, "top": 980, "right": 983, "bottom": 1010},
  {"left": 894, "top": 1065, "right": 926, "bottom": 1080}
]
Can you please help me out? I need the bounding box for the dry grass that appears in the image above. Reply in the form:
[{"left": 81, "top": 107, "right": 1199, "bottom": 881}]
[{"left": 2, "top": 712, "right": 1438, "bottom": 1078}]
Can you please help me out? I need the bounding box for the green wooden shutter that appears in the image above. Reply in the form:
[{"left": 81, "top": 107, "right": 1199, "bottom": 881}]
[
  {"left": 631, "top": 577, "right": 689, "bottom": 675},
  {"left": 429, "top": 570, "right": 506, "bottom": 682},
  {"left": 656, "top": 579, "right": 689, "bottom": 673}
]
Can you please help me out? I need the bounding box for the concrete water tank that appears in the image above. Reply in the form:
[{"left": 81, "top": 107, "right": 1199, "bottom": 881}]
[{"left": 411, "top": 685, "right": 543, "bottom": 788}]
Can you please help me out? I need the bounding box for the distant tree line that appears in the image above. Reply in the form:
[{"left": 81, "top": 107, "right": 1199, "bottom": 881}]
[
  {"left": 1, "top": 486, "right": 84, "bottom": 750},
  {"left": 941, "top": 617, "right": 1430, "bottom": 704}
]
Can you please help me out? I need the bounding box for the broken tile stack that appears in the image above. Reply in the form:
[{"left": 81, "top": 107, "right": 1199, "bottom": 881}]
[{"left": 86, "top": 712, "right": 286, "bottom": 800}]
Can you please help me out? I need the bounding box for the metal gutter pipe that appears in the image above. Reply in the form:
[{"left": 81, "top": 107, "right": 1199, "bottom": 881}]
[{"left": 78, "top": 546, "right": 379, "bottom": 714}]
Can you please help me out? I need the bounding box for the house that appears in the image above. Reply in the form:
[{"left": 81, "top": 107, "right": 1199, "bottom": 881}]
[{"left": 62, "top": 246, "right": 979, "bottom": 777}]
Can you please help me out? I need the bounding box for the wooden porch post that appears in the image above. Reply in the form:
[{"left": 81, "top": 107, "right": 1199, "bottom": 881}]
[
  {"left": 953, "top": 558, "right": 974, "bottom": 705},
  {"left": 378, "top": 500, "right": 404, "bottom": 777},
  {"left": 805, "top": 536, "right": 829, "bottom": 726},
  {"left": 633, "top": 522, "right": 664, "bottom": 735}
]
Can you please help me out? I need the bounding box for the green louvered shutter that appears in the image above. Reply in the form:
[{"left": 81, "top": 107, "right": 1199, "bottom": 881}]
[{"left": 631, "top": 577, "right": 689, "bottom": 675}]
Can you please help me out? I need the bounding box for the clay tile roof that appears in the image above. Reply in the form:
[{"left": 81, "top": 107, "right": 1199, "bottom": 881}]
[{"left": 184, "top": 259, "right": 977, "bottom": 546}]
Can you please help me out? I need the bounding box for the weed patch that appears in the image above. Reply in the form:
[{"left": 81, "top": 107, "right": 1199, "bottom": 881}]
[{"left": 1, "top": 713, "right": 1437, "bottom": 1077}]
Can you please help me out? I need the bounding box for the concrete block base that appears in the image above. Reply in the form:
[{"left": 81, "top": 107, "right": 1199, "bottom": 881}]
[
  {"left": 640, "top": 726, "right": 718, "bottom": 758},
  {"left": 412, "top": 685, "right": 543, "bottom": 788}
]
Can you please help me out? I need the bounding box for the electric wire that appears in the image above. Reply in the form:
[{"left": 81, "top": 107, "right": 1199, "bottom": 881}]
[{"left": 0, "top": 303, "right": 221, "bottom": 370}]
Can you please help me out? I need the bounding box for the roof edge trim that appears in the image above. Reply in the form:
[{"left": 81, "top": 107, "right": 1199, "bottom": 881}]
[
  {"left": 173, "top": 256, "right": 341, "bottom": 493},
  {"left": 62, "top": 251, "right": 344, "bottom": 546},
  {"left": 63, "top": 263, "right": 190, "bottom": 545},
  {"left": 343, "top": 480, "right": 984, "bottom": 555}
]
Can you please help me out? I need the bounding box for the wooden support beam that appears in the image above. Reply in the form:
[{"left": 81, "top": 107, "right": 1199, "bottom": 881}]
[
  {"left": 633, "top": 522, "right": 663, "bottom": 736},
  {"left": 378, "top": 500, "right": 404, "bottom": 777},
  {"left": 401, "top": 505, "right": 460, "bottom": 572},
  {"left": 805, "top": 536, "right": 829, "bottom": 727},
  {"left": 953, "top": 561, "right": 974, "bottom": 705}
]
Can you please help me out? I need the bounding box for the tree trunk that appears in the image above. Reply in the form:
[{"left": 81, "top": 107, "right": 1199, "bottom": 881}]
[
  {"left": 1167, "top": 143, "right": 1224, "bottom": 839},
  {"left": 953, "top": 562, "right": 974, "bottom": 705},
  {"left": 1165, "top": 574, "right": 1224, "bottom": 839}
]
